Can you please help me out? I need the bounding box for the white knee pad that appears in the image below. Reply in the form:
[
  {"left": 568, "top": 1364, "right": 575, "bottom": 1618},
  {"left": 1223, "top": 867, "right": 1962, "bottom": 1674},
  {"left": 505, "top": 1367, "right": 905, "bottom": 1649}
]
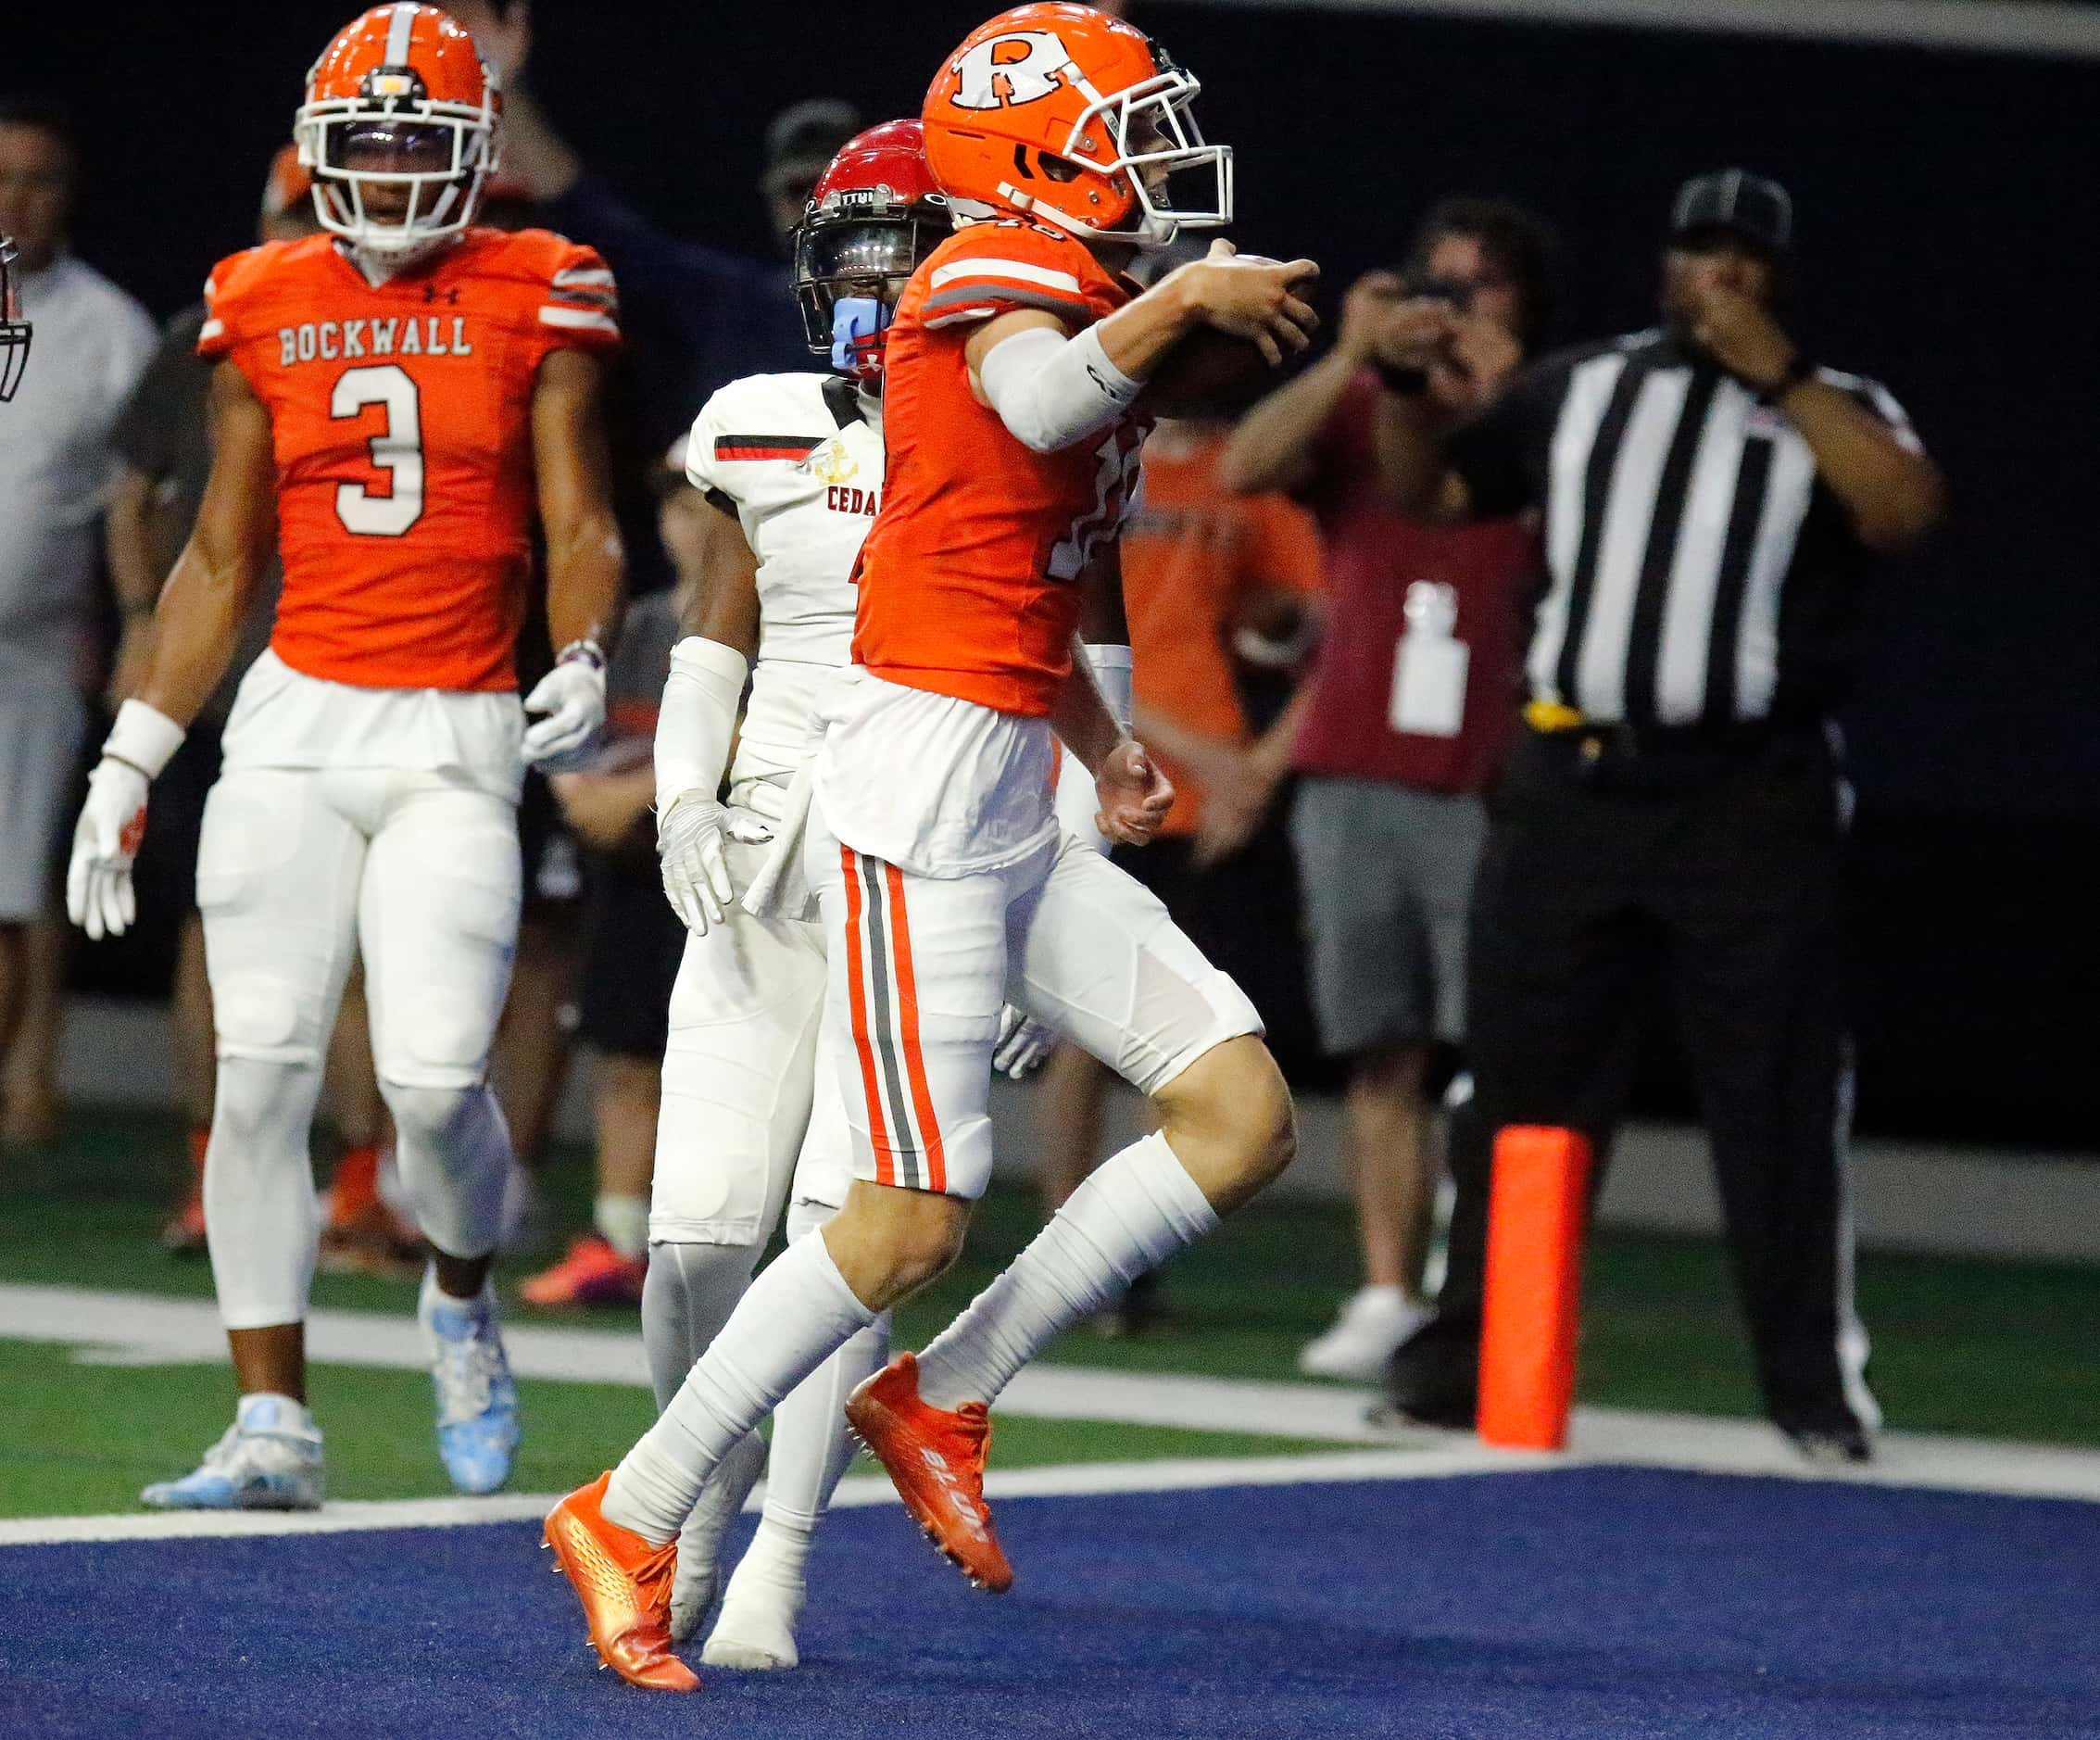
[
  {"left": 379, "top": 1078, "right": 511, "bottom": 1260},
  {"left": 204, "top": 1056, "right": 326, "bottom": 1330}
]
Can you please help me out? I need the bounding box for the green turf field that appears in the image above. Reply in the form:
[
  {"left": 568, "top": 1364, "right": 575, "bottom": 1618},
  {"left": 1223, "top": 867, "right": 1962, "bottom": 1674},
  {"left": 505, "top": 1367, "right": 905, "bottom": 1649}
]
[{"left": 1, "top": 1106, "right": 2093, "bottom": 1517}]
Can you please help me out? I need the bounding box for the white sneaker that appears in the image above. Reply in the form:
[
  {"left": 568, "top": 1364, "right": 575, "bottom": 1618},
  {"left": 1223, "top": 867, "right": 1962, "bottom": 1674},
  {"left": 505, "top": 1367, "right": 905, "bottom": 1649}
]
[
  {"left": 668, "top": 1429, "right": 767, "bottom": 1643},
  {"left": 1297, "top": 1285, "right": 1431, "bottom": 1381},
  {"left": 141, "top": 1393, "right": 324, "bottom": 1510}
]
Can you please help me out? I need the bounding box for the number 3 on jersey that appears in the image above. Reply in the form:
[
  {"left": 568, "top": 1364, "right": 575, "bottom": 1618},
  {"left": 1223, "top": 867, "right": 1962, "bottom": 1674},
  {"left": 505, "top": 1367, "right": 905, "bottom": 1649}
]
[{"left": 331, "top": 363, "right": 424, "bottom": 536}]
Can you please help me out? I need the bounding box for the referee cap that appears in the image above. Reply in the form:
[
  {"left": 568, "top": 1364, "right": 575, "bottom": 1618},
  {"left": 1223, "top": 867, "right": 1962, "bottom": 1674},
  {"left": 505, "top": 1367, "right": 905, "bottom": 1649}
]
[{"left": 1669, "top": 169, "right": 1793, "bottom": 257}]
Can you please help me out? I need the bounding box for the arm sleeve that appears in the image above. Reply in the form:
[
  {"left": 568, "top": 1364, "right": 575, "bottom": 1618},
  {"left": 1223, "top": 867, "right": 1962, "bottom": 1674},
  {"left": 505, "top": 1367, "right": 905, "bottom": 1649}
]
[
  {"left": 655, "top": 634, "right": 748, "bottom": 809},
  {"left": 976, "top": 323, "right": 1142, "bottom": 454}
]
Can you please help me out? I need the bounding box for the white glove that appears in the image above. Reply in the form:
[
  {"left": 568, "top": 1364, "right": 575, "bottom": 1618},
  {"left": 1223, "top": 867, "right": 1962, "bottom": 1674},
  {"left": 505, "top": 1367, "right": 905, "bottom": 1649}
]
[
  {"left": 67, "top": 759, "right": 151, "bottom": 941},
  {"left": 66, "top": 699, "right": 185, "bottom": 942},
  {"left": 658, "top": 790, "right": 773, "bottom": 934},
  {"left": 992, "top": 1004, "right": 1059, "bottom": 1079},
  {"left": 522, "top": 647, "right": 607, "bottom": 765}
]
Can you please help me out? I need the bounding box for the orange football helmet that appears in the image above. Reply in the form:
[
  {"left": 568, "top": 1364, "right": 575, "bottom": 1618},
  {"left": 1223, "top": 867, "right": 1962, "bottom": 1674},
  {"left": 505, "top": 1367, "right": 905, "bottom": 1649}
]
[
  {"left": 295, "top": 5, "right": 500, "bottom": 258},
  {"left": 923, "top": 4, "right": 1230, "bottom": 247}
]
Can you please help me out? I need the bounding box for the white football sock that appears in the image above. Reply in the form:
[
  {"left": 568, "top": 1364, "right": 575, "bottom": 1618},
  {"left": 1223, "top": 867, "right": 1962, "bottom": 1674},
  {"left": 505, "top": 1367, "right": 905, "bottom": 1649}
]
[
  {"left": 602, "top": 1229, "right": 874, "bottom": 1545},
  {"left": 709, "top": 1312, "right": 887, "bottom": 1666},
  {"left": 914, "top": 1131, "right": 1216, "bottom": 1412},
  {"left": 640, "top": 1239, "right": 761, "bottom": 1410}
]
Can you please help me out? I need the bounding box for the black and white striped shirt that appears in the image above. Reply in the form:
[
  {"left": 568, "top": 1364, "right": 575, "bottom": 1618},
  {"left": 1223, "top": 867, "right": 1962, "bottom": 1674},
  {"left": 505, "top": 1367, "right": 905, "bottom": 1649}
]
[{"left": 1448, "top": 331, "right": 1924, "bottom": 728}]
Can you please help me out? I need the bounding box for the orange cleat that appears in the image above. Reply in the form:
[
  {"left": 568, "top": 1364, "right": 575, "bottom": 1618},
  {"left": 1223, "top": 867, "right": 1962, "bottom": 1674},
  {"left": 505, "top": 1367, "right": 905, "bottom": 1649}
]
[
  {"left": 544, "top": 1472, "right": 700, "bottom": 1693},
  {"left": 845, "top": 1353, "right": 1012, "bottom": 1593},
  {"left": 521, "top": 1236, "right": 647, "bottom": 1308}
]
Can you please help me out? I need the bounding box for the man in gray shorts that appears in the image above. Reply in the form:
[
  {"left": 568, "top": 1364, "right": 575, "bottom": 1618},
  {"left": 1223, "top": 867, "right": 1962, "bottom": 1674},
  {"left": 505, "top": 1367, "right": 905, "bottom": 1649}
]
[{"left": 1222, "top": 196, "right": 1555, "bottom": 1378}]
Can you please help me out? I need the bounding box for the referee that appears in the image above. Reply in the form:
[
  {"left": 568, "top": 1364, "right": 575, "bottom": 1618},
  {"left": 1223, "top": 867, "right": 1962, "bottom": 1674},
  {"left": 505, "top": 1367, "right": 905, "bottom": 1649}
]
[{"left": 1377, "top": 170, "right": 1946, "bottom": 1461}]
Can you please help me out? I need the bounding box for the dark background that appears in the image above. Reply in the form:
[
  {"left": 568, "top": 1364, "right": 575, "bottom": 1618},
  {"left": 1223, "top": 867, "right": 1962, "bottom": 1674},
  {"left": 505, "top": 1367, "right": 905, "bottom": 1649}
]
[{"left": 10, "top": 2, "right": 2096, "bottom": 1142}]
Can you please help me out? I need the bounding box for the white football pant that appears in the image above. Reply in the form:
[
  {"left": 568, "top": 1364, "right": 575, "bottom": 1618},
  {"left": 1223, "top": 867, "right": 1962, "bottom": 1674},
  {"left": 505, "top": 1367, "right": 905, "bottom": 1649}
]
[
  {"left": 196, "top": 765, "right": 521, "bottom": 1329},
  {"left": 808, "top": 801, "right": 1263, "bottom": 1203}
]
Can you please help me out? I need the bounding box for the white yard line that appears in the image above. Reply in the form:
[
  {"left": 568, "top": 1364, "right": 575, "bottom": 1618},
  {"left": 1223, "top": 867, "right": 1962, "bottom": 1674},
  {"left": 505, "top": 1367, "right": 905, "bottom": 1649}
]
[
  {"left": 6, "top": 1281, "right": 2100, "bottom": 1546},
  {"left": 0, "top": 1282, "right": 1390, "bottom": 1442},
  {"left": 0, "top": 1447, "right": 1534, "bottom": 1546}
]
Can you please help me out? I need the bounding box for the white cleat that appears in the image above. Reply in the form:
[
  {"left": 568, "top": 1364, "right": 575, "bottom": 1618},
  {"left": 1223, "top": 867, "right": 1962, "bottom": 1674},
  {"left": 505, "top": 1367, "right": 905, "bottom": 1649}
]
[
  {"left": 668, "top": 1429, "right": 767, "bottom": 1643},
  {"left": 1297, "top": 1285, "right": 1432, "bottom": 1382},
  {"left": 702, "top": 1561, "right": 804, "bottom": 1671},
  {"left": 419, "top": 1269, "right": 520, "bottom": 1496},
  {"left": 141, "top": 1393, "right": 324, "bottom": 1511}
]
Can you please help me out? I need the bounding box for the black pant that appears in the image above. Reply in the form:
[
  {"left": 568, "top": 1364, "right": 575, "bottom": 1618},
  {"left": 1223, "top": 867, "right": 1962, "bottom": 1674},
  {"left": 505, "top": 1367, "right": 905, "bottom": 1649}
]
[{"left": 1390, "top": 725, "right": 1875, "bottom": 1437}]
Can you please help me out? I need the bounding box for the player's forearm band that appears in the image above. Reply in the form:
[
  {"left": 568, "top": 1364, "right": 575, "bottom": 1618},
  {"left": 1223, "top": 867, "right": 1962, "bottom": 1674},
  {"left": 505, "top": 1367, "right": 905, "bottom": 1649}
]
[
  {"left": 102, "top": 698, "right": 185, "bottom": 783},
  {"left": 977, "top": 324, "right": 1143, "bottom": 455},
  {"left": 1053, "top": 642, "right": 1135, "bottom": 855},
  {"left": 1082, "top": 641, "right": 1135, "bottom": 734},
  {"left": 655, "top": 636, "right": 748, "bottom": 813}
]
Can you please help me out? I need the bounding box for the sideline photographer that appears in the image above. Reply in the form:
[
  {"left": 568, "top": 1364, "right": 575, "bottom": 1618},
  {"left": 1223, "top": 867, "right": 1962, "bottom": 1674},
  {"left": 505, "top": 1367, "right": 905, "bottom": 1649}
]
[{"left": 1221, "top": 198, "right": 1553, "bottom": 1381}]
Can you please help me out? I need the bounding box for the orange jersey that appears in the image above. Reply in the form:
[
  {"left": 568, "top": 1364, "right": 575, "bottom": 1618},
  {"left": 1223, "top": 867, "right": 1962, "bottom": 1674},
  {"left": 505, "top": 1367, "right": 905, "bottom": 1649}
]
[
  {"left": 851, "top": 221, "right": 1141, "bottom": 717},
  {"left": 1120, "top": 430, "right": 1325, "bottom": 835},
  {"left": 198, "top": 228, "right": 619, "bottom": 693}
]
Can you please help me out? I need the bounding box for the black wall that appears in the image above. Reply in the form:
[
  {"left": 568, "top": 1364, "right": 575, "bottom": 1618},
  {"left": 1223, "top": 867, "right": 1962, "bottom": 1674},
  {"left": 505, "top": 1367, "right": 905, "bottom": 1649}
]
[{"left": 12, "top": 3, "right": 2097, "bottom": 1141}]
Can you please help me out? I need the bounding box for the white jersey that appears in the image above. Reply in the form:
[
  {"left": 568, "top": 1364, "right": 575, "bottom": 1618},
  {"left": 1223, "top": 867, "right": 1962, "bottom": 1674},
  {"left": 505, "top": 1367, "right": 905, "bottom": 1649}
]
[{"left": 684, "top": 372, "right": 884, "bottom": 788}]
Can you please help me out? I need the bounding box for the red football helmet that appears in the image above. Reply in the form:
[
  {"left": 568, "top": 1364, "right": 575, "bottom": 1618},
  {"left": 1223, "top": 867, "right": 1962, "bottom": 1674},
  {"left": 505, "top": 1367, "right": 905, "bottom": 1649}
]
[
  {"left": 922, "top": 4, "right": 1230, "bottom": 247},
  {"left": 0, "top": 234, "right": 29, "bottom": 402},
  {"left": 296, "top": 5, "right": 500, "bottom": 258},
  {"left": 793, "top": 120, "right": 950, "bottom": 382}
]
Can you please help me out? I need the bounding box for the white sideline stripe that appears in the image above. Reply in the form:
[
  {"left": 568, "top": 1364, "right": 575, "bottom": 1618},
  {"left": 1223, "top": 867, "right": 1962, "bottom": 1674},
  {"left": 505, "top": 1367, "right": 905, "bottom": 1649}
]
[
  {"left": 12, "top": 1420, "right": 2100, "bottom": 1547},
  {"left": 1142, "top": 0, "right": 2100, "bottom": 62},
  {"left": 0, "top": 1284, "right": 1390, "bottom": 1444},
  {"left": 7, "top": 1285, "right": 2100, "bottom": 1515},
  {"left": 929, "top": 257, "right": 1084, "bottom": 293},
  {"left": 0, "top": 1448, "right": 1540, "bottom": 1546}
]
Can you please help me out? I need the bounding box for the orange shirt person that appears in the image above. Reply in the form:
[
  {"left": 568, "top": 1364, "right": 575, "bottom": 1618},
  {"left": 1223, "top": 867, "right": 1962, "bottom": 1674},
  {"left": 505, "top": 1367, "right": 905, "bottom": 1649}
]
[
  {"left": 63, "top": 4, "right": 622, "bottom": 1514},
  {"left": 1117, "top": 420, "right": 1324, "bottom": 858}
]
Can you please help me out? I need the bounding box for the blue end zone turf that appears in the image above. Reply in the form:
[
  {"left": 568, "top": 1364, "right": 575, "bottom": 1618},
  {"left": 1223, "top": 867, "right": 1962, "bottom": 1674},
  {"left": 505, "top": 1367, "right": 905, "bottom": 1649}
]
[{"left": 5, "top": 1469, "right": 2097, "bottom": 1738}]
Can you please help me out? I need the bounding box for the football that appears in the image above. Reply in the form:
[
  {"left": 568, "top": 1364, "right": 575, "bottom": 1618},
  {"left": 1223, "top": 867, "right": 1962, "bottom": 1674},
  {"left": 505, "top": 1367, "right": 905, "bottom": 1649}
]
[{"left": 1138, "top": 324, "right": 1285, "bottom": 420}]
